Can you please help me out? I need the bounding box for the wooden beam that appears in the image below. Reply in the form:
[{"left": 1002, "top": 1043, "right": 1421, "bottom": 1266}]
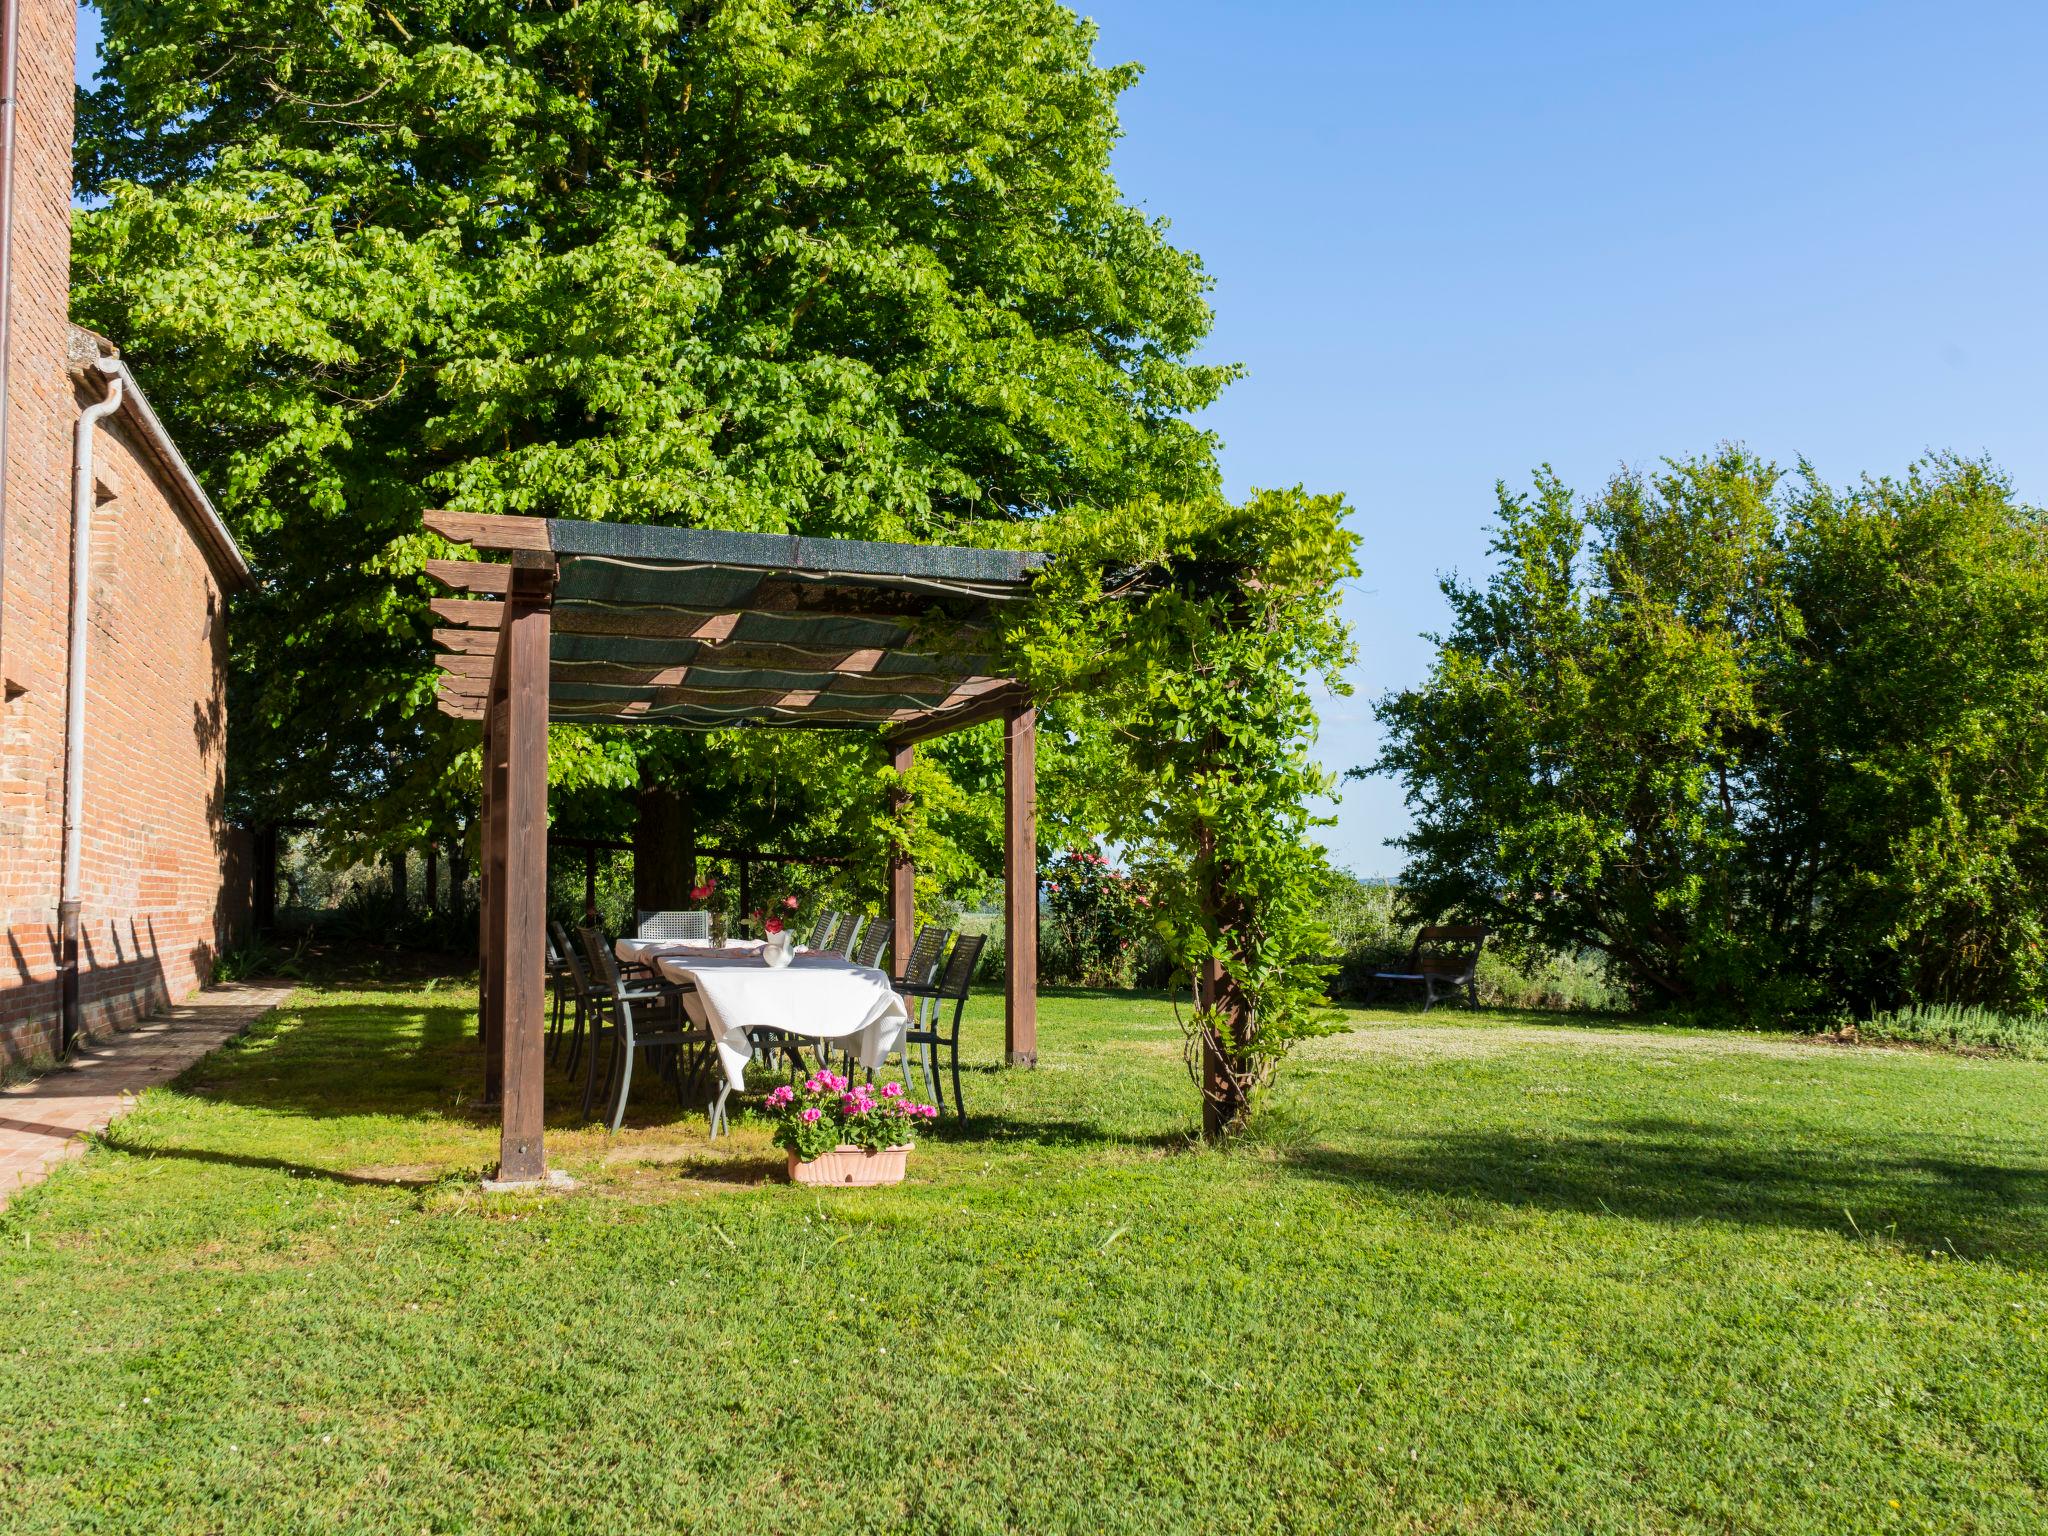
[
  {"left": 745, "top": 578, "right": 976, "bottom": 621},
  {"left": 431, "top": 597, "right": 504, "bottom": 629},
  {"left": 537, "top": 664, "right": 1007, "bottom": 701},
  {"left": 495, "top": 581, "right": 552, "bottom": 1184},
  {"left": 889, "top": 739, "right": 915, "bottom": 977},
  {"left": 425, "top": 509, "right": 552, "bottom": 554},
  {"left": 426, "top": 558, "right": 513, "bottom": 596},
  {"left": 551, "top": 606, "right": 749, "bottom": 642},
  {"left": 437, "top": 671, "right": 490, "bottom": 698},
  {"left": 885, "top": 683, "right": 1031, "bottom": 746},
  {"left": 553, "top": 590, "right": 993, "bottom": 633},
  {"left": 554, "top": 641, "right": 970, "bottom": 675},
  {"left": 434, "top": 627, "right": 499, "bottom": 656},
  {"left": 1003, "top": 702, "right": 1037, "bottom": 1068}
]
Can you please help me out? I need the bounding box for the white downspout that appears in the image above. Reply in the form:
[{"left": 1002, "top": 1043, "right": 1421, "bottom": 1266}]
[{"left": 58, "top": 356, "right": 123, "bottom": 1053}]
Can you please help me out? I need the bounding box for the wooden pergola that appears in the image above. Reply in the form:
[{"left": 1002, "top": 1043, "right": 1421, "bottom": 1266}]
[{"left": 425, "top": 510, "right": 1046, "bottom": 1185}]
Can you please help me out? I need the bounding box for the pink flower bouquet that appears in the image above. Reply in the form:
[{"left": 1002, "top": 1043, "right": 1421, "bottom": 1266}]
[{"left": 761, "top": 1070, "right": 937, "bottom": 1163}]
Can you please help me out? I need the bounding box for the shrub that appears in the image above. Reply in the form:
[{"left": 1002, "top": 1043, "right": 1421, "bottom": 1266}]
[
  {"left": 1849, "top": 1004, "right": 2048, "bottom": 1060},
  {"left": 212, "top": 936, "right": 308, "bottom": 984},
  {"left": 1040, "top": 848, "right": 1150, "bottom": 987}
]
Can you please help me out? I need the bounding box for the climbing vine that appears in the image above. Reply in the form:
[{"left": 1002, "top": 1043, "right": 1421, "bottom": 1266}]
[{"left": 1005, "top": 490, "right": 1360, "bottom": 1135}]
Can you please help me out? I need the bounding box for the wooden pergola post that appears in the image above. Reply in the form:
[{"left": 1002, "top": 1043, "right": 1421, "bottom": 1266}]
[
  {"left": 488, "top": 570, "right": 552, "bottom": 1184},
  {"left": 478, "top": 664, "right": 507, "bottom": 1103},
  {"left": 1003, "top": 703, "right": 1037, "bottom": 1067},
  {"left": 889, "top": 739, "right": 915, "bottom": 976}
]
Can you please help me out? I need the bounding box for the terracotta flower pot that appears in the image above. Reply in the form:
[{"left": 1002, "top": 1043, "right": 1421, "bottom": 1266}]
[{"left": 787, "top": 1143, "right": 912, "bottom": 1187}]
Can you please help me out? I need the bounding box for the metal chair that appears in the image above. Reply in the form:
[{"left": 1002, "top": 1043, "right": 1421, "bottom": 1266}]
[
  {"left": 853, "top": 917, "right": 894, "bottom": 970},
  {"left": 893, "top": 924, "right": 950, "bottom": 991},
  {"left": 576, "top": 925, "right": 712, "bottom": 1132},
  {"left": 635, "top": 909, "right": 712, "bottom": 943},
  {"left": 548, "top": 920, "right": 592, "bottom": 1069},
  {"left": 898, "top": 933, "right": 985, "bottom": 1119},
  {"left": 544, "top": 925, "right": 575, "bottom": 1061},
  {"left": 805, "top": 911, "right": 839, "bottom": 951},
  {"left": 827, "top": 912, "right": 863, "bottom": 958}
]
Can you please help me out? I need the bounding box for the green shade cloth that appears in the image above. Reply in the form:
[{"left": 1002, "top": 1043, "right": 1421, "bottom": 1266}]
[{"left": 536, "top": 521, "right": 1040, "bottom": 729}]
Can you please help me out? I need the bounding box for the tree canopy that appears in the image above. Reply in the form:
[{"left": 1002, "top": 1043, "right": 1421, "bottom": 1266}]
[
  {"left": 74, "top": 0, "right": 1234, "bottom": 860},
  {"left": 1372, "top": 450, "right": 2048, "bottom": 1020}
]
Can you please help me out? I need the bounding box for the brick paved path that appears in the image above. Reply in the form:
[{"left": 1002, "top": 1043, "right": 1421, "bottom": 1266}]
[{"left": 0, "top": 982, "right": 294, "bottom": 1209}]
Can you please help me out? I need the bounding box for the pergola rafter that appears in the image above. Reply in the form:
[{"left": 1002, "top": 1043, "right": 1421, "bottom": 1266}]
[{"left": 426, "top": 511, "right": 1045, "bottom": 1186}]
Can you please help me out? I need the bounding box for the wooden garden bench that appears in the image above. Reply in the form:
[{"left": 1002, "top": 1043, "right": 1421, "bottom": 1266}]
[{"left": 1373, "top": 924, "right": 1488, "bottom": 1011}]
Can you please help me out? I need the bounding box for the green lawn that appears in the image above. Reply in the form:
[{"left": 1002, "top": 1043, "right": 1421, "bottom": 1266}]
[{"left": 2, "top": 973, "right": 2045, "bottom": 1535}]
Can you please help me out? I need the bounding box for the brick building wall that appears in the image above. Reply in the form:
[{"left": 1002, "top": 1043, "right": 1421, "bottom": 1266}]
[{"left": 0, "top": 0, "right": 252, "bottom": 1061}]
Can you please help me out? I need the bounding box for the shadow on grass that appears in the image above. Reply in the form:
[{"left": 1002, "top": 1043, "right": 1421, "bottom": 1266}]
[
  {"left": 1282, "top": 1128, "right": 2048, "bottom": 1263},
  {"left": 95, "top": 1124, "right": 448, "bottom": 1191},
  {"left": 938, "top": 1110, "right": 1193, "bottom": 1152}
]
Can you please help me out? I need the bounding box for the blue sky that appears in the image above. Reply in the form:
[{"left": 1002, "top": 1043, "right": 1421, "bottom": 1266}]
[
  {"left": 1083, "top": 0, "right": 2048, "bottom": 872},
  {"left": 78, "top": 4, "right": 2048, "bottom": 874}
]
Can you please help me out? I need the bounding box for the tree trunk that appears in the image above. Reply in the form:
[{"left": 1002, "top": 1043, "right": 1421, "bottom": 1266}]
[
  {"left": 423, "top": 842, "right": 440, "bottom": 915},
  {"left": 634, "top": 773, "right": 697, "bottom": 916},
  {"left": 448, "top": 833, "right": 470, "bottom": 923},
  {"left": 253, "top": 826, "right": 279, "bottom": 935},
  {"left": 389, "top": 848, "right": 409, "bottom": 918},
  {"left": 1196, "top": 812, "right": 1255, "bottom": 1140}
]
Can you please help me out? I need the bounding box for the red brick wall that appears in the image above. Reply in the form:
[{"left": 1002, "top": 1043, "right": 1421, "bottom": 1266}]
[{"left": 0, "top": 0, "right": 247, "bottom": 1061}]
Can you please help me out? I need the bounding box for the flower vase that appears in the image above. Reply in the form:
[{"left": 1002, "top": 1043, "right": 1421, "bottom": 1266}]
[{"left": 763, "top": 931, "right": 794, "bottom": 969}]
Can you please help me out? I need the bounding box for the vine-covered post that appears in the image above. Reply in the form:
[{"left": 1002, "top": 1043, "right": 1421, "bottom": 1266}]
[
  {"left": 1007, "top": 489, "right": 1359, "bottom": 1138},
  {"left": 1004, "top": 703, "right": 1038, "bottom": 1066},
  {"left": 1195, "top": 816, "right": 1256, "bottom": 1137},
  {"left": 888, "top": 740, "right": 915, "bottom": 976}
]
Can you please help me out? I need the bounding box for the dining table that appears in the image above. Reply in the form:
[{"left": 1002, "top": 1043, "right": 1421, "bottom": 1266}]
[{"left": 613, "top": 939, "right": 912, "bottom": 1133}]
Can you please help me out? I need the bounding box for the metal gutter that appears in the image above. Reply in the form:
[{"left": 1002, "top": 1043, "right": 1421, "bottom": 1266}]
[
  {"left": 58, "top": 357, "right": 124, "bottom": 1053},
  {"left": 66, "top": 328, "right": 252, "bottom": 591}
]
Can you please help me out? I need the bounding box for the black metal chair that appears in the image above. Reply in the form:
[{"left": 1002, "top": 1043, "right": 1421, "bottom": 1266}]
[
  {"left": 893, "top": 924, "right": 949, "bottom": 992},
  {"left": 828, "top": 912, "right": 863, "bottom": 958},
  {"left": 545, "top": 925, "right": 575, "bottom": 1061},
  {"left": 853, "top": 917, "right": 894, "bottom": 970},
  {"left": 548, "top": 919, "right": 593, "bottom": 1069},
  {"left": 575, "top": 925, "right": 711, "bottom": 1131},
  {"left": 635, "top": 909, "right": 712, "bottom": 943},
  {"left": 898, "top": 933, "right": 985, "bottom": 1119}
]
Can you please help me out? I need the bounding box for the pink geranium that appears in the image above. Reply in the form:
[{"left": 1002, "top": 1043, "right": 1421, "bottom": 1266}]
[
  {"left": 689, "top": 877, "right": 717, "bottom": 902},
  {"left": 761, "top": 1068, "right": 938, "bottom": 1163}
]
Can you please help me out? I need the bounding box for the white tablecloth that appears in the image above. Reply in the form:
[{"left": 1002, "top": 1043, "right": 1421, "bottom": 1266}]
[
  {"left": 614, "top": 935, "right": 763, "bottom": 970},
  {"left": 650, "top": 951, "right": 910, "bottom": 1091}
]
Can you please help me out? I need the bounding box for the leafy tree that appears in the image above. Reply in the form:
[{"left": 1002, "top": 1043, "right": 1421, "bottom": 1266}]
[
  {"left": 74, "top": 0, "right": 1233, "bottom": 874},
  {"left": 1372, "top": 451, "right": 2048, "bottom": 1020},
  {"left": 1011, "top": 488, "right": 1358, "bottom": 1134},
  {"left": 1371, "top": 452, "right": 1793, "bottom": 1010},
  {"left": 1763, "top": 458, "right": 2048, "bottom": 1014}
]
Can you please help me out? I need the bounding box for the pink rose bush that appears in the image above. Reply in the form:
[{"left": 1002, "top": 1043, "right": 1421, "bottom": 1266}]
[
  {"left": 761, "top": 1070, "right": 937, "bottom": 1162},
  {"left": 1041, "top": 846, "right": 1152, "bottom": 986}
]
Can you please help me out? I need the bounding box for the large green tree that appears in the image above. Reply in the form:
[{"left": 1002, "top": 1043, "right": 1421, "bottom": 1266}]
[
  {"left": 74, "top": 0, "right": 1233, "bottom": 865},
  {"left": 1372, "top": 451, "right": 2048, "bottom": 1020}
]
